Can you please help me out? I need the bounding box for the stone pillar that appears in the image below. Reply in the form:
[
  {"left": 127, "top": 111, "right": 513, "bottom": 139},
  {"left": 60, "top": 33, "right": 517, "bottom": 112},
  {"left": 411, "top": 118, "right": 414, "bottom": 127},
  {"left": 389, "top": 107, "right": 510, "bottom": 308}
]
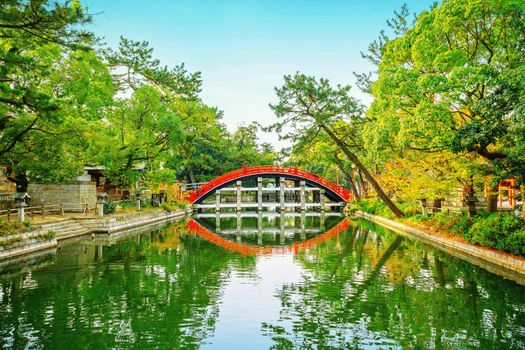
[
  {"left": 257, "top": 210, "right": 263, "bottom": 245},
  {"left": 300, "top": 181, "right": 306, "bottom": 211},
  {"left": 420, "top": 198, "right": 428, "bottom": 216},
  {"left": 215, "top": 190, "right": 221, "bottom": 213},
  {"left": 320, "top": 189, "right": 325, "bottom": 211},
  {"left": 257, "top": 177, "right": 263, "bottom": 212},
  {"left": 236, "top": 211, "right": 242, "bottom": 242},
  {"left": 300, "top": 211, "right": 306, "bottom": 240},
  {"left": 14, "top": 192, "right": 31, "bottom": 222},
  {"left": 160, "top": 189, "right": 168, "bottom": 205},
  {"left": 135, "top": 191, "right": 142, "bottom": 211},
  {"left": 279, "top": 177, "right": 285, "bottom": 211},
  {"left": 236, "top": 181, "right": 242, "bottom": 212},
  {"left": 96, "top": 192, "right": 108, "bottom": 216},
  {"left": 215, "top": 212, "right": 221, "bottom": 231},
  {"left": 280, "top": 211, "right": 285, "bottom": 244},
  {"left": 16, "top": 202, "right": 26, "bottom": 222}
]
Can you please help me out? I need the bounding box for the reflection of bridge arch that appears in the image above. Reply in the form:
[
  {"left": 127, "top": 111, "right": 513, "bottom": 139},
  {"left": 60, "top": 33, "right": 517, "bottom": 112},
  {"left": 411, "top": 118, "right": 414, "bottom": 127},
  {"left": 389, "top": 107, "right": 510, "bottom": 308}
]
[
  {"left": 187, "top": 166, "right": 351, "bottom": 204},
  {"left": 187, "top": 218, "right": 350, "bottom": 256}
]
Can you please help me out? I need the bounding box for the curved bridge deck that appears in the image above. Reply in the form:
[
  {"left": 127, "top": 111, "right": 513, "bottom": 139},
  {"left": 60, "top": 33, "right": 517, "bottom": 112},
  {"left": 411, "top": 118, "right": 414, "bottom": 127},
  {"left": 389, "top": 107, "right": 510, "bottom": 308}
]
[{"left": 187, "top": 166, "right": 352, "bottom": 212}]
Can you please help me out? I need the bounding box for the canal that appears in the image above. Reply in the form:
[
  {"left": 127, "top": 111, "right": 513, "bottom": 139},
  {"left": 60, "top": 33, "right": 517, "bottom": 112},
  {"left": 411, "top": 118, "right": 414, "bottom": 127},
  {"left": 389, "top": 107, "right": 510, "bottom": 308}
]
[{"left": 0, "top": 214, "right": 524, "bottom": 349}]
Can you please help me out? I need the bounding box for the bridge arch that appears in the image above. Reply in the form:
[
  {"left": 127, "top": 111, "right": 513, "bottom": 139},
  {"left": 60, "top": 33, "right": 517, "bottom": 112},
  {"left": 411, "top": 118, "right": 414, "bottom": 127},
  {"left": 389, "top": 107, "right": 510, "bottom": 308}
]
[
  {"left": 187, "top": 166, "right": 351, "bottom": 204},
  {"left": 188, "top": 218, "right": 350, "bottom": 256}
]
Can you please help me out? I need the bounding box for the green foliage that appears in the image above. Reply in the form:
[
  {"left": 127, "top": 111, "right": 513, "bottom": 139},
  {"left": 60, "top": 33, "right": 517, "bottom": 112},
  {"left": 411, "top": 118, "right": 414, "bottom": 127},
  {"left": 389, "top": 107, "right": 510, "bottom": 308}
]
[
  {"left": 40, "top": 231, "right": 56, "bottom": 240},
  {"left": 103, "top": 200, "right": 116, "bottom": 215},
  {"left": 399, "top": 211, "right": 525, "bottom": 256},
  {"left": 365, "top": 0, "right": 525, "bottom": 185},
  {"left": 467, "top": 214, "right": 525, "bottom": 253},
  {"left": 161, "top": 200, "right": 189, "bottom": 212},
  {"left": 0, "top": 220, "right": 32, "bottom": 237},
  {"left": 352, "top": 198, "right": 395, "bottom": 219},
  {"left": 0, "top": 235, "right": 23, "bottom": 247}
]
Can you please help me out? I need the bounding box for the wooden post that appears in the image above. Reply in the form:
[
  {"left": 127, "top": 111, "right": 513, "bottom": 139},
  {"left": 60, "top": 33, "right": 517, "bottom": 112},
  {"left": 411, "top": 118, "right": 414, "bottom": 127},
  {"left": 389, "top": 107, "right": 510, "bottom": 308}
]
[
  {"left": 520, "top": 185, "right": 525, "bottom": 221},
  {"left": 215, "top": 190, "right": 221, "bottom": 213},
  {"left": 280, "top": 211, "right": 285, "bottom": 244},
  {"left": 320, "top": 189, "right": 325, "bottom": 211},
  {"left": 41, "top": 204, "right": 45, "bottom": 219},
  {"left": 257, "top": 210, "right": 263, "bottom": 245},
  {"left": 60, "top": 203, "right": 64, "bottom": 216},
  {"left": 300, "top": 180, "right": 306, "bottom": 212},
  {"left": 236, "top": 211, "right": 241, "bottom": 242},
  {"left": 216, "top": 212, "right": 221, "bottom": 231},
  {"left": 257, "top": 177, "right": 263, "bottom": 212},
  {"left": 279, "top": 177, "right": 285, "bottom": 211},
  {"left": 236, "top": 181, "right": 242, "bottom": 212},
  {"left": 300, "top": 210, "right": 306, "bottom": 240}
]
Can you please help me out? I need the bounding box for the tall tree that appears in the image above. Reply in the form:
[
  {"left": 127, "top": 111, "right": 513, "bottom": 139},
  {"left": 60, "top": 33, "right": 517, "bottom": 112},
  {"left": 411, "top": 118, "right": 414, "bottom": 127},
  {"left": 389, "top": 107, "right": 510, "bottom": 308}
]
[
  {"left": 365, "top": 0, "right": 525, "bottom": 208},
  {"left": 270, "top": 73, "right": 403, "bottom": 217},
  {"left": 0, "top": 0, "right": 103, "bottom": 190}
]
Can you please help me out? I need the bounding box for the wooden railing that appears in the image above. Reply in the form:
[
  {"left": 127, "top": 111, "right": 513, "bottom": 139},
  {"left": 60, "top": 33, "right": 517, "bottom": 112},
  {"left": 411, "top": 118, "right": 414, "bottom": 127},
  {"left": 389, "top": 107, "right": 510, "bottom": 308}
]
[{"left": 0, "top": 203, "right": 96, "bottom": 221}]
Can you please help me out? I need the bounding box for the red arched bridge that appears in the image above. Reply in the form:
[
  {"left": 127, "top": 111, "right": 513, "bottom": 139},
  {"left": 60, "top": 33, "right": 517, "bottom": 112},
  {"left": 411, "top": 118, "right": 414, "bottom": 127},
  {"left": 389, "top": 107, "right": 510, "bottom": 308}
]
[
  {"left": 185, "top": 166, "right": 351, "bottom": 211},
  {"left": 188, "top": 218, "right": 350, "bottom": 256}
]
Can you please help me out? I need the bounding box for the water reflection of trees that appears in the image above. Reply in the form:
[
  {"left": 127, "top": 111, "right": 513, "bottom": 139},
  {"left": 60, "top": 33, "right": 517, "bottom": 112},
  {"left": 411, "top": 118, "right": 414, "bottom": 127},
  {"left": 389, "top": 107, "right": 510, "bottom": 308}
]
[
  {"left": 0, "top": 223, "right": 256, "bottom": 349},
  {"left": 264, "top": 220, "right": 525, "bottom": 349}
]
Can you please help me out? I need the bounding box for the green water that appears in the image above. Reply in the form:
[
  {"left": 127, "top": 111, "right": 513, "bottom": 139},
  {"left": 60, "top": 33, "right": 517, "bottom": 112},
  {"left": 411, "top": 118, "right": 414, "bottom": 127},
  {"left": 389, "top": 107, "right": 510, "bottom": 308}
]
[{"left": 0, "top": 215, "right": 524, "bottom": 349}]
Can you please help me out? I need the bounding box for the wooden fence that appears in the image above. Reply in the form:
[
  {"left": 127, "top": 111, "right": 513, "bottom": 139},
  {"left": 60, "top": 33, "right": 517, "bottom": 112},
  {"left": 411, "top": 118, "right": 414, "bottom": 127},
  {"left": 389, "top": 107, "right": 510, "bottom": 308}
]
[{"left": 0, "top": 203, "right": 96, "bottom": 221}]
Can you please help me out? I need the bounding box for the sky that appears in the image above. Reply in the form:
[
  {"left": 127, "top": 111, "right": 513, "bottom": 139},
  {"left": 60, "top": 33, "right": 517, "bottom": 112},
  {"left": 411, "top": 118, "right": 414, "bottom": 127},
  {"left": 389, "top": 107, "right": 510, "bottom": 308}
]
[{"left": 85, "top": 0, "right": 434, "bottom": 150}]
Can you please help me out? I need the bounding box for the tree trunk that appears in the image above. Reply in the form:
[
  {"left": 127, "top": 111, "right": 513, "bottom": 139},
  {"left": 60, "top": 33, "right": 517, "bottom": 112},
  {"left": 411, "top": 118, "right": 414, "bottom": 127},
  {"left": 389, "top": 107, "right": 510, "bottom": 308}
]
[
  {"left": 486, "top": 184, "right": 498, "bottom": 212},
  {"left": 188, "top": 168, "right": 196, "bottom": 184},
  {"left": 333, "top": 153, "right": 360, "bottom": 200},
  {"left": 321, "top": 125, "right": 404, "bottom": 218},
  {"left": 357, "top": 168, "right": 365, "bottom": 197},
  {"left": 6, "top": 169, "right": 29, "bottom": 192}
]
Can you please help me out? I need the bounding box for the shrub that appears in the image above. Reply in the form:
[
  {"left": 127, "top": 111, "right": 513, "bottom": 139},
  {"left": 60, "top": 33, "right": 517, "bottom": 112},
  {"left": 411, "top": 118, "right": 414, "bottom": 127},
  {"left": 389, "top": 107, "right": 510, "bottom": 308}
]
[
  {"left": 104, "top": 200, "right": 116, "bottom": 215},
  {"left": 176, "top": 200, "right": 189, "bottom": 209},
  {"left": 467, "top": 213, "right": 525, "bottom": 250},
  {"left": 0, "top": 220, "right": 32, "bottom": 237},
  {"left": 160, "top": 201, "right": 177, "bottom": 212},
  {"left": 500, "top": 229, "right": 525, "bottom": 256},
  {"left": 161, "top": 200, "right": 189, "bottom": 212}
]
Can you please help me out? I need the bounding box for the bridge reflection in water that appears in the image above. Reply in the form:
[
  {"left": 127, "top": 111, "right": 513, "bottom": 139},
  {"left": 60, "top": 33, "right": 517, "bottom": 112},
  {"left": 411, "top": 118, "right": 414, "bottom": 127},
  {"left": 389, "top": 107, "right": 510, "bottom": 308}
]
[{"left": 189, "top": 211, "right": 349, "bottom": 256}]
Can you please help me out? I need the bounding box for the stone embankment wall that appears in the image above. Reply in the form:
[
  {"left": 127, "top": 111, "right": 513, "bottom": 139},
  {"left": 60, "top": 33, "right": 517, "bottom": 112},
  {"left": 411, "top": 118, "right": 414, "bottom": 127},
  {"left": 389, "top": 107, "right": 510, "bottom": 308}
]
[
  {"left": 0, "top": 207, "right": 192, "bottom": 261},
  {"left": 27, "top": 183, "right": 96, "bottom": 208},
  {"left": 75, "top": 207, "right": 193, "bottom": 234},
  {"left": 355, "top": 211, "right": 525, "bottom": 285},
  {"left": 0, "top": 229, "right": 56, "bottom": 261}
]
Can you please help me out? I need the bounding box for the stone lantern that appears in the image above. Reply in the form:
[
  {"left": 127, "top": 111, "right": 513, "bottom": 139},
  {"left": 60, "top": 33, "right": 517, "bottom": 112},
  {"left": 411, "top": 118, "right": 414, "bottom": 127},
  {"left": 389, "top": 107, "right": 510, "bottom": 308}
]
[
  {"left": 96, "top": 192, "right": 108, "bottom": 216},
  {"left": 14, "top": 192, "right": 31, "bottom": 222},
  {"left": 464, "top": 195, "right": 477, "bottom": 218},
  {"left": 159, "top": 189, "right": 168, "bottom": 205},
  {"left": 135, "top": 191, "right": 142, "bottom": 211},
  {"left": 419, "top": 198, "right": 428, "bottom": 216}
]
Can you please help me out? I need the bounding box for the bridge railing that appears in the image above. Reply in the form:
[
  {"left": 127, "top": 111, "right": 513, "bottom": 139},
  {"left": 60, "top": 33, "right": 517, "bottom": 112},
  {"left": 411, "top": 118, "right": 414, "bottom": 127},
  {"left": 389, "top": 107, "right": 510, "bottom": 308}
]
[{"left": 186, "top": 166, "right": 351, "bottom": 203}]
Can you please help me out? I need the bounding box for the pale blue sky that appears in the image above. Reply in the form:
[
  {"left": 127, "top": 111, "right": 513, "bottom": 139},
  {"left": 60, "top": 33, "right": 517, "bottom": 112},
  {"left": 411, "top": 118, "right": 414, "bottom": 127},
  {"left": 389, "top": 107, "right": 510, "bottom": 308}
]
[{"left": 85, "top": 0, "right": 434, "bottom": 148}]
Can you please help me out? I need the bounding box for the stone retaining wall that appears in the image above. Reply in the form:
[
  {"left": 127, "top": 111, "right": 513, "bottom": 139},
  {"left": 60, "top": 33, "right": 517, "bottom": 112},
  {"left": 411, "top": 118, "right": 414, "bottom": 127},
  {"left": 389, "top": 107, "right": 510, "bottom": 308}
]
[
  {"left": 355, "top": 211, "right": 525, "bottom": 285},
  {"left": 74, "top": 207, "right": 193, "bottom": 234},
  {"left": 27, "top": 182, "right": 96, "bottom": 208},
  {"left": 0, "top": 207, "right": 192, "bottom": 261},
  {"left": 0, "top": 229, "right": 57, "bottom": 261}
]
